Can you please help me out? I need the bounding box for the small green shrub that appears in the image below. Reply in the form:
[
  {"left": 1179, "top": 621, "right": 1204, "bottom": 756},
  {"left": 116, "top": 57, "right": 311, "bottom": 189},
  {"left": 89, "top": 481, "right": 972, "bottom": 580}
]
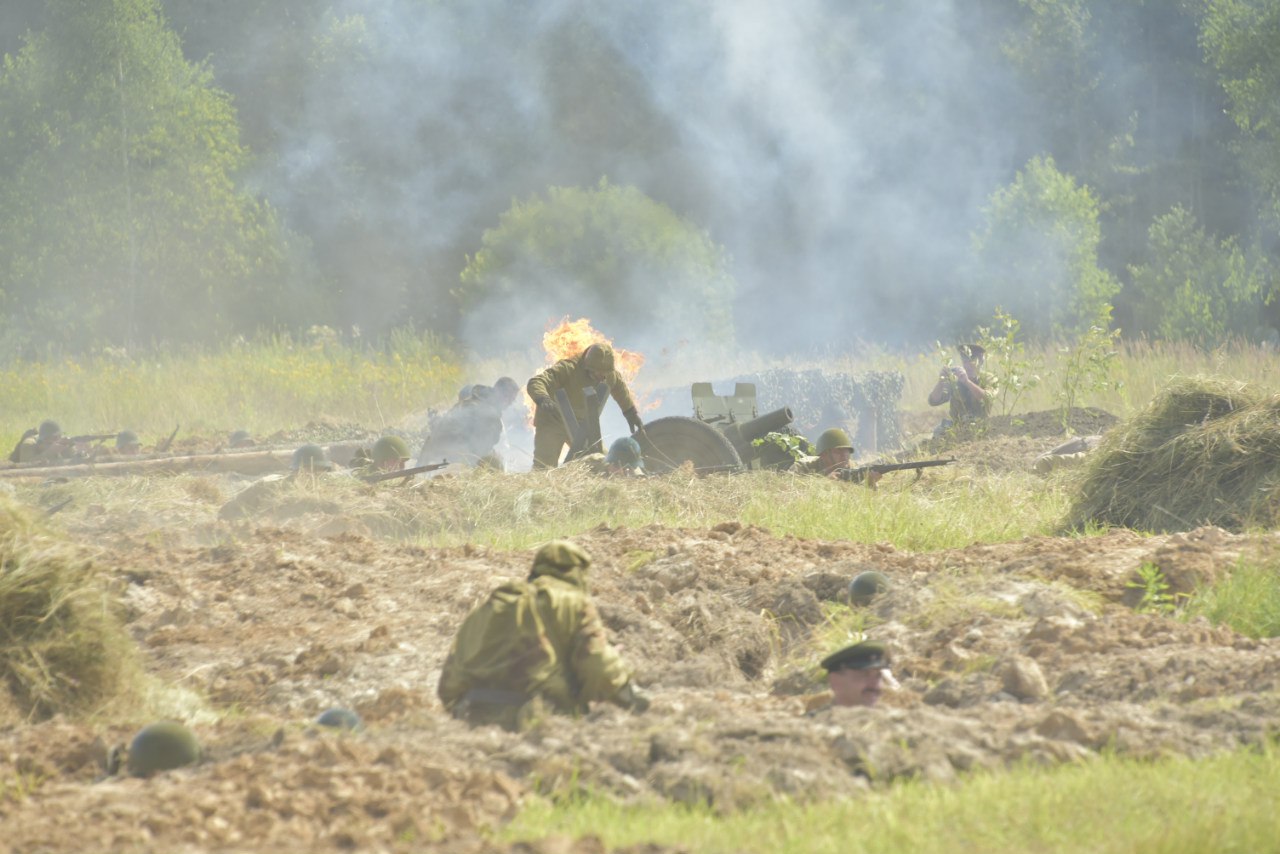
[{"left": 1182, "top": 559, "right": 1280, "bottom": 638}]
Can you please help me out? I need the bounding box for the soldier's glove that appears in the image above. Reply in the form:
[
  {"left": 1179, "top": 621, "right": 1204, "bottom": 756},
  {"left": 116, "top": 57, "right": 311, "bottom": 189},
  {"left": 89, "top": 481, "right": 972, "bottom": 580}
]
[
  {"left": 615, "top": 681, "right": 651, "bottom": 713},
  {"left": 623, "top": 407, "right": 644, "bottom": 435},
  {"left": 533, "top": 395, "right": 559, "bottom": 421}
]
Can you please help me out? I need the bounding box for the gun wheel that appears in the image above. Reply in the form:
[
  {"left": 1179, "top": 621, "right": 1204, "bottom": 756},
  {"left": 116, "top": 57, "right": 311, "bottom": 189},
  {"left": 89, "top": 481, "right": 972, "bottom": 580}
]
[{"left": 636, "top": 416, "right": 742, "bottom": 474}]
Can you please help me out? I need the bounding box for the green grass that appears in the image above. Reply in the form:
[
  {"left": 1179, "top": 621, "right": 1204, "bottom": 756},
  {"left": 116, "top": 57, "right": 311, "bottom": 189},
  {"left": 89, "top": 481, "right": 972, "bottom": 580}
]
[
  {"left": 1182, "top": 557, "right": 1280, "bottom": 639},
  {"left": 504, "top": 743, "right": 1280, "bottom": 854},
  {"left": 0, "top": 328, "right": 464, "bottom": 449}
]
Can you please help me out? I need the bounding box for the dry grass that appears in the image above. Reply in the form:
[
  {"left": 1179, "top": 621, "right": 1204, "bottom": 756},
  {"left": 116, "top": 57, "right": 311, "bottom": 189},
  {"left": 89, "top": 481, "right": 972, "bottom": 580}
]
[
  {"left": 1064, "top": 376, "right": 1280, "bottom": 532},
  {"left": 0, "top": 497, "right": 141, "bottom": 722}
]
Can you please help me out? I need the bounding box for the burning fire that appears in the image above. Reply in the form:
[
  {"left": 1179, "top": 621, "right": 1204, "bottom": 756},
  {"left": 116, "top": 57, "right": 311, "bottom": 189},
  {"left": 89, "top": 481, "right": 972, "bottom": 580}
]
[
  {"left": 541, "top": 317, "right": 645, "bottom": 382},
  {"left": 524, "top": 318, "right": 651, "bottom": 425}
]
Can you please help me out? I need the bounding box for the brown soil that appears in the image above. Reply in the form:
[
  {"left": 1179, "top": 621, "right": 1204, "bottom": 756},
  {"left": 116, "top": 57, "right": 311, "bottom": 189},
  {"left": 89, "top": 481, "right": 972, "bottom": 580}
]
[{"left": 3, "top": 467, "right": 1279, "bottom": 852}]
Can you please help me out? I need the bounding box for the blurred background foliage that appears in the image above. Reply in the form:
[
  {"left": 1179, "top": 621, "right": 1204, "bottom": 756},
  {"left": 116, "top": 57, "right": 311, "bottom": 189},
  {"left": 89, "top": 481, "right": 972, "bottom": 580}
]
[{"left": 1, "top": 0, "right": 1279, "bottom": 358}]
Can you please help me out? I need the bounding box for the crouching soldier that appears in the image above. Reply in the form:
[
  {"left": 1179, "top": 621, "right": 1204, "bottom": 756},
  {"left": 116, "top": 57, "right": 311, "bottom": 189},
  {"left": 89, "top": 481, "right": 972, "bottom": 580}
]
[{"left": 438, "top": 539, "right": 650, "bottom": 730}]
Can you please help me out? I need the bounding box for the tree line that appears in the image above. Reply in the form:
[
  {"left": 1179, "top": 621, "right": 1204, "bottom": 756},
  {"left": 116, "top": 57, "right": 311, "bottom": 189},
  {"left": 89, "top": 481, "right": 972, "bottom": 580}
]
[{"left": 1, "top": 0, "right": 1278, "bottom": 357}]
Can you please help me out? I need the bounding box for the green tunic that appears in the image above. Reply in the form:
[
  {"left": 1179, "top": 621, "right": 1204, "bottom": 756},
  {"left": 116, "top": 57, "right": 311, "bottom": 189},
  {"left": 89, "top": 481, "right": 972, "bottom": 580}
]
[
  {"left": 945, "top": 369, "right": 998, "bottom": 422},
  {"left": 527, "top": 352, "right": 638, "bottom": 468},
  {"left": 438, "top": 557, "right": 632, "bottom": 728}
]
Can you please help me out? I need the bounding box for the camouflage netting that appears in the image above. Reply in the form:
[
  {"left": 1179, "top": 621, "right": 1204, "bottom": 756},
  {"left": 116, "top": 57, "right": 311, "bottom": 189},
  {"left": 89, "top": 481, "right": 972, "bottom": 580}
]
[
  {"left": 738, "top": 370, "right": 905, "bottom": 452},
  {"left": 1065, "top": 377, "right": 1280, "bottom": 533}
]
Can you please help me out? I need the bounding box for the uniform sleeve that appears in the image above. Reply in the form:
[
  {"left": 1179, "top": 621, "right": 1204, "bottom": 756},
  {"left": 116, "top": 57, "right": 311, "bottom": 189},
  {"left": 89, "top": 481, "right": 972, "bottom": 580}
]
[
  {"left": 568, "top": 598, "right": 632, "bottom": 704},
  {"left": 527, "top": 359, "right": 575, "bottom": 401},
  {"left": 607, "top": 372, "right": 637, "bottom": 413},
  {"left": 436, "top": 647, "right": 468, "bottom": 709}
]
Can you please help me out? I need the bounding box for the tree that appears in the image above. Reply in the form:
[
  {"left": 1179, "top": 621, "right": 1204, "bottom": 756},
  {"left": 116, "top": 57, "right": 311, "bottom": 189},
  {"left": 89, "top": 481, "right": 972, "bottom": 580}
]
[
  {"left": 457, "top": 179, "right": 737, "bottom": 350},
  {"left": 0, "top": 0, "right": 301, "bottom": 355},
  {"left": 1128, "top": 205, "right": 1270, "bottom": 343},
  {"left": 1201, "top": 0, "right": 1280, "bottom": 227},
  {"left": 971, "top": 156, "right": 1120, "bottom": 339}
]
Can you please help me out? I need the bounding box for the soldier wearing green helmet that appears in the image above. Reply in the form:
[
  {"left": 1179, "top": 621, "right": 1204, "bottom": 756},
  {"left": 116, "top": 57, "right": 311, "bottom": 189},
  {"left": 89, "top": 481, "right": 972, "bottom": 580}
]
[
  {"left": 849, "top": 570, "right": 890, "bottom": 607},
  {"left": 218, "top": 443, "right": 336, "bottom": 520},
  {"left": 439, "top": 539, "right": 650, "bottom": 730},
  {"left": 349, "top": 435, "right": 412, "bottom": 476},
  {"left": 527, "top": 342, "right": 645, "bottom": 469},
  {"left": 792, "top": 428, "right": 881, "bottom": 486},
  {"left": 579, "top": 436, "right": 646, "bottom": 477}
]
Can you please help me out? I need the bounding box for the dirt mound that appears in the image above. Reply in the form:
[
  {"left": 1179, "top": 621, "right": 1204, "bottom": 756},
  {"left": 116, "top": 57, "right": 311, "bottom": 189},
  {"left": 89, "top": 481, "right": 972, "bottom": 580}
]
[{"left": 1066, "top": 377, "right": 1280, "bottom": 533}]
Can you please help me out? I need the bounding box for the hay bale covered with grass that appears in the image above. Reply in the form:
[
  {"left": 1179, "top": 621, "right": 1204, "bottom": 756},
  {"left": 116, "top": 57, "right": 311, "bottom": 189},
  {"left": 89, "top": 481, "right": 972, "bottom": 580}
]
[
  {"left": 1065, "top": 377, "right": 1280, "bottom": 533},
  {"left": 0, "top": 498, "right": 138, "bottom": 721}
]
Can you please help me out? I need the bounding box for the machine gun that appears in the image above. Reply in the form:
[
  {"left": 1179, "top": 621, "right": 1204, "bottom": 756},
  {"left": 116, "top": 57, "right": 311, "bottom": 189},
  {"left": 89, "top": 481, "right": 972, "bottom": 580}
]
[
  {"left": 359, "top": 460, "right": 450, "bottom": 484},
  {"left": 838, "top": 457, "right": 956, "bottom": 482}
]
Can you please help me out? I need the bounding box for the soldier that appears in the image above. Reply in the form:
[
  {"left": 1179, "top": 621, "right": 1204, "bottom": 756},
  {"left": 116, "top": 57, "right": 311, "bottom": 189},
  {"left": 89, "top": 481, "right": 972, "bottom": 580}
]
[
  {"left": 579, "top": 436, "right": 646, "bottom": 477},
  {"left": 114, "top": 430, "right": 142, "bottom": 456},
  {"left": 928, "top": 343, "right": 997, "bottom": 431},
  {"left": 792, "top": 428, "right": 881, "bottom": 486},
  {"left": 228, "top": 429, "right": 256, "bottom": 449},
  {"left": 218, "top": 444, "right": 334, "bottom": 520},
  {"left": 8, "top": 420, "right": 70, "bottom": 463},
  {"left": 819, "top": 640, "right": 895, "bottom": 708},
  {"left": 351, "top": 436, "right": 411, "bottom": 475},
  {"left": 438, "top": 539, "right": 650, "bottom": 730},
  {"left": 527, "top": 343, "right": 644, "bottom": 469},
  {"left": 416, "top": 376, "right": 520, "bottom": 469},
  {"left": 848, "top": 571, "right": 890, "bottom": 607}
]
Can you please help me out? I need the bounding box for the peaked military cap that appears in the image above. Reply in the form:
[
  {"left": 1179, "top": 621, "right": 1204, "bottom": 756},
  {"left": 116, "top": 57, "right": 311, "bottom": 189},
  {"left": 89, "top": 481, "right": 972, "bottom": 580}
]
[{"left": 820, "top": 640, "right": 890, "bottom": 672}]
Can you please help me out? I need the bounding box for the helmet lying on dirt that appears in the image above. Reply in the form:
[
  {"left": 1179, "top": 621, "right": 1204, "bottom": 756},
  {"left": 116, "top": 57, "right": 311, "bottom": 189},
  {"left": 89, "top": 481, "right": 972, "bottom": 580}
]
[
  {"left": 291, "top": 444, "right": 334, "bottom": 472},
  {"left": 315, "top": 707, "right": 362, "bottom": 731},
  {"left": 849, "top": 571, "right": 890, "bottom": 606},
  {"left": 371, "top": 435, "right": 411, "bottom": 464},
  {"left": 127, "top": 721, "right": 200, "bottom": 777},
  {"left": 228, "top": 429, "right": 255, "bottom": 448},
  {"left": 815, "top": 428, "right": 854, "bottom": 455}
]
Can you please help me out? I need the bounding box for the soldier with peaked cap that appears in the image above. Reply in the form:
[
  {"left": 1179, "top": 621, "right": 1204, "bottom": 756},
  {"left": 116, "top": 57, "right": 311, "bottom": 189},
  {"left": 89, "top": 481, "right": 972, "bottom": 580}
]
[
  {"left": 527, "top": 343, "right": 644, "bottom": 469},
  {"left": 438, "top": 539, "right": 650, "bottom": 730},
  {"left": 819, "top": 641, "right": 895, "bottom": 708}
]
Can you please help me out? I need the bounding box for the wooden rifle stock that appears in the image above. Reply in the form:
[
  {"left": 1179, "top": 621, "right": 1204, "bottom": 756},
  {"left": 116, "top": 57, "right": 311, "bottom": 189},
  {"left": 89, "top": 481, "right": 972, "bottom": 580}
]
[{"left": 359, "top": 460, "right": 449, "bottom": 483}]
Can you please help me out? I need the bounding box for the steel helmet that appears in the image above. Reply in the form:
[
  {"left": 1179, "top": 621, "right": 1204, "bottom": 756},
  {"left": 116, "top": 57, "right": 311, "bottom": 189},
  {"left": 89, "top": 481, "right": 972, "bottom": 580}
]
[{"left": 815, "top": 428, "right": 854, "bottom": 455}]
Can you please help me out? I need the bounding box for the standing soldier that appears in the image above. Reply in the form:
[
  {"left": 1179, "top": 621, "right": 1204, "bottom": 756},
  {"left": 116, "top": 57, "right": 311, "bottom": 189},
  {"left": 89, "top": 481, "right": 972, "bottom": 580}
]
[
  {"left": 527, "top": 343, "right": 644, "bottom": 469},
  {"left": 416, "top": 377, "right": 521, "bottom": 470},
  {"left": 438, "top": 539, "right": 650, "bottom": 730}
]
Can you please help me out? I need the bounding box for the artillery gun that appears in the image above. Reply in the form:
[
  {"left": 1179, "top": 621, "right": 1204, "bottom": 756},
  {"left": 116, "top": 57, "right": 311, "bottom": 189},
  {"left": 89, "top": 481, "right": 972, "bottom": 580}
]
[{"left": 636, "top": 382, "right": 797, "bottom": 474}]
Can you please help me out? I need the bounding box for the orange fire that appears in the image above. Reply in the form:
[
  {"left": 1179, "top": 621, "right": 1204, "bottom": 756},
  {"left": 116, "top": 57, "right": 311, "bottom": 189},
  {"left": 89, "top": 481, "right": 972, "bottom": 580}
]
[{"left": 541, "top": 317, "right": 645, "bottom": 382}]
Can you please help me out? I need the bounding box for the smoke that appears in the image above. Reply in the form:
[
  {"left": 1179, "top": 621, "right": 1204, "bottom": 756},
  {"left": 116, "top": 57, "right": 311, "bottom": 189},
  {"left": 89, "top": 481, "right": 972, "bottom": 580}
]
[{"left": 240, "top": 0, "right": 1040, "bottom": 354}]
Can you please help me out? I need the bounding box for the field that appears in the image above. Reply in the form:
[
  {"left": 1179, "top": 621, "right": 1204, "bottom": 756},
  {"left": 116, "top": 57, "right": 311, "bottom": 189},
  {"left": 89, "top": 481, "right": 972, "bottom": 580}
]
[{"left": 2, "top": 337, "right": 1280, "bottom": 853}]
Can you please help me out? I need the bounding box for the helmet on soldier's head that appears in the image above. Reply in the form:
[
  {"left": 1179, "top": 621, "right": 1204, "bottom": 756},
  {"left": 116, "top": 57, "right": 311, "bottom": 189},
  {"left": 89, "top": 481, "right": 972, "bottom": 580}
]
[
  {"left": 316, "top": 707, "right": 362, "bottom": 731},
  {"left": 583, "top": 343, "right": 615, "bottom": 375},
  {"left": 529, "top": 539, "right": 593, "bottom": 582},
  {"left": 371, "top": 435, "right": 411, "bottom": 464},
  {"left": 229, "top": 429, "right": 255, "bottom": 448},
  {"left": 606, "top": 436, "right": 644, "bottom": 470},
  {"left": 38, "top": 420, "right": 61, "bottom": 441},
  {"left": 457, "top": 384, "right": 475, "bottom": 402},
  {"left": 493, "top": 376, "right": 519, "bottom": 406},
  {"left": 291, "top": 444, "right": 334, "bottom": 472},
  {"left": 815, "top": 428, "right": 854, "bottom": 456},
  {"left": 849, "top": 571, "right": 890, "bottom": 607},
  {"left": 115, "top": 430, "right": 140, "bottom": 451},
  {"left": 958, "top": 343, "right": 985, "bottom": 363},
  {"left": 126, "top": 721, "right": 200, "bottom": 777}
]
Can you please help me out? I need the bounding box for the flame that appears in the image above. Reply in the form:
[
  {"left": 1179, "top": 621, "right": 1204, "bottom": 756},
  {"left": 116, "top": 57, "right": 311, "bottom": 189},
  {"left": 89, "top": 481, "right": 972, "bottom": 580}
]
[
  {"left": 526, "top": 317, "right": 650, "bottom": 424},
  {"left": 541, "top": 317, "right": 644, "bottom": 383}
]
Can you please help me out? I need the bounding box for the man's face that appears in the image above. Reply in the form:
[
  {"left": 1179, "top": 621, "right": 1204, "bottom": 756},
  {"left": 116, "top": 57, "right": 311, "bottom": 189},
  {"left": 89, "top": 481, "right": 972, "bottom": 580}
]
[
  {"left": 828, "top": 666, "right": 885, "bottom": 707},
  {"left": 820, "top": 446, "right": 852, "bottom": 474},
  {"left": 378, "top": 457, "right": 406, "bottom": 472}
]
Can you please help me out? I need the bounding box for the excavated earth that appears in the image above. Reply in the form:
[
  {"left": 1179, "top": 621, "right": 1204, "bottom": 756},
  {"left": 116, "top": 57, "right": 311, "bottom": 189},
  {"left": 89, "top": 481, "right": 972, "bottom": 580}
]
[{"left": 2, "top": 426, "right": 1280, "bottom": 853}]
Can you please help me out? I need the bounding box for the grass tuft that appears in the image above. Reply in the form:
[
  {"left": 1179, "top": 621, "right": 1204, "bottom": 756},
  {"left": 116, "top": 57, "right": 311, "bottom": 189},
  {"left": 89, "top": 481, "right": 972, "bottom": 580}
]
[
  {"left": 0, "top": 497, "right": 141, "bottom": 722},
  {"left": 1182, "top": 557, "right": 1280, "bottom": 638}
]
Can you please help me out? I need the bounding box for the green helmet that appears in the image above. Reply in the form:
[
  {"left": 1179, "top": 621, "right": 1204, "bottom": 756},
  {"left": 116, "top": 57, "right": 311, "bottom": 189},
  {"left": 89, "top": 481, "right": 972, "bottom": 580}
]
[
  {"left": 229, "top": 429, "right": 255, "bottom": 448},
  {"left": 371, "top": 435, "right": 410, "bottom": 464},
  {"left": 849, "top": 571, "right": 890, "bottom": 607},
  {"left": 316, "top": 707, "right": 362, "bottom": 731},
  {"left": 38, "top": 420, "right": 62, "bottom": 441},
  {"left": 115, "top": 430, "right": 140, "bottom": 450},
  {"left": 583, "top": 343, "right": 615, "bottom": 375},
  {"left": 816, "top": 428, "right": 854, "bottom": 455},
  {"left": 529, "top": 539, "right": 592, "bottom": 583},
  {"left": 127, "top": 721, "right": 200, "bottom": 777},
  {"left": 291, "top": 444, "right": 334, "bottom": 472},
  {"left": 606, "top": 436, "right": 644, "bottom": 469}
]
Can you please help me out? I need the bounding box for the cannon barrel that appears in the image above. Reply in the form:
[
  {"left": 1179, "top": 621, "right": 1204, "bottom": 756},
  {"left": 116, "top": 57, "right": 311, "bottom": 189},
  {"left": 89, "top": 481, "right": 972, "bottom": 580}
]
[{"left": 719, "top": 406, "right": 794, "bottom": 450}]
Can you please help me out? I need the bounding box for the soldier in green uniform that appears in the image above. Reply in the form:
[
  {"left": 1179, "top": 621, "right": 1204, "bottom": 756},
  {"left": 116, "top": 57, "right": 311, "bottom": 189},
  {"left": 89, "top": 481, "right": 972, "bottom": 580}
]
[
  {"left": 527, "top": 343, "right": 644, "bottom": 469},
  {"left": 218, "top": 444, "right": 335, "bottom": 520},
  {"left": 438, "top": 539, "right": 650, "bottom": 730},
  {"left": 578, "top": 436, "right": 646, "bottom": 477},
  {"left": 928, "top": 343, "right": 997, "bottom": 431},
  {"left": 792, "top": 428, "right": 881, "bottom": 487},
  {"left": 350, "top": 435, "right": 412, "bottom": 476},
  {"left": 8, "top": 420, "right": 71, "bottom": 463}
]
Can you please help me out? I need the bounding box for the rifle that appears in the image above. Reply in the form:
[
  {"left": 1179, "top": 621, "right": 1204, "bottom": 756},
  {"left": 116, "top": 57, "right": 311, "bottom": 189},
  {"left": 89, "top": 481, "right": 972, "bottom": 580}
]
[
  {"left": 156, "top": 424, "right": 180, "bottom": 453},
  {"left": 359, "top": 460, "right": 450, "bottom": 484},
  {"left": 66, "top": 433, "right": 117, "bottom": 444},
  {"left": 841, "top": 457, "right": 957, "bottom": 482}
]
